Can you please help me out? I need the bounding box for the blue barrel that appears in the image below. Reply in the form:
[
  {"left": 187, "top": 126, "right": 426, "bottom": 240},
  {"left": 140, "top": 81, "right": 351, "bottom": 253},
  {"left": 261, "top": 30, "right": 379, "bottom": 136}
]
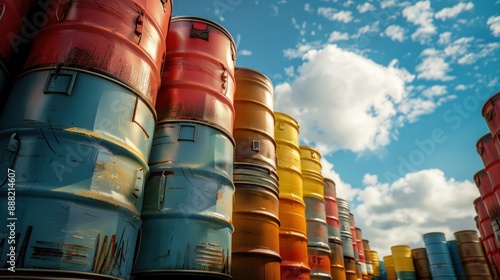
[
  {"left": 447, "top": 240, "right": 466, "bottom": 280},
  {"left": 0, "top": 69, "right": 155, "bottom": 279},
  {"left": 423, "top": 232, "right": 457, "bottom": 279},
  {"left": 337, "top": 198, "right": 355, "bottom": 258},
  {"left": 132, "top": 122, "right": 234, "bottom": 278},
  {"left": 379, "top": 260, "right": 387, "bottom": 280}
]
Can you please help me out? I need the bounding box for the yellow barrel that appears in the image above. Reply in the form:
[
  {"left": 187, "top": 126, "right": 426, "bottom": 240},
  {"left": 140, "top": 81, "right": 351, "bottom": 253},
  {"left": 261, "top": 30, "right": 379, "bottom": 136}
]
[
  {"left": 234, "top": 67, "right": 277, "bottom": 171},
  {"left": 454, "top": 230, "right": 493, "bottom": 280},
  {"left": 232, "top": 185, "right": 281, "bottom": 280},
  {"left": 363, "top": 240, "right": 374, "bottom": 277},
  {"left": 370, "top": 250, "right": 381, "bottom": 277},
  {"left": 411, "top": 248, "right": 432, "bottom": 280},
  {"left": 330, "top": 240, "right": 346, "bottom": 280},
  {"left": 391, "top": 245, "right": 415, "bottom": 271},
  {"left": 344, "top": 257, "right": 358, "bottom": 280},
  {"left": 300, "top": 146, "right": 324, "bottom": 199},
  {"left": 275, "top": 112, "right": 303, "bottom": 202},
  {"left": 383, "top": 255, "right": 397, "bottom": 280}
]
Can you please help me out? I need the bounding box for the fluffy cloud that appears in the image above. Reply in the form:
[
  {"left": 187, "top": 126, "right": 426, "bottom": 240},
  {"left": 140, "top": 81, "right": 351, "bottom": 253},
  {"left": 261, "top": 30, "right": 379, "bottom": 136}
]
[
  {"left": 353, "top": 169, "right": 477, "bottom": 257},
  {"left": 328, "top": 31, "right": 349, "bottom": 42},
  {"left": 318, "top": 7, "right": 353, "bottom": 23},
  {"left": 385, "top": 25, "right": 406, "bottom": 42},
  {"left": 435, "top": 2, "right": 474, "bottom": 20},
  {"left": 321, "top": 158, "right": 358, "bottom": 200},
  {"left": 416, "top": 49, "right": 454, "bottom": 81},
  {"left": 239, "top": 49, "right": 252, "bottom": 56},
  {"left": 402, "top": 1, "right": 437, "bottom": 44},
  {"left": 357, "top": 2, "right": 376, "bottom": 13},
  {"left": 487, "top": 16, "right": 500, "bottom": 37},
  {"left": 275, "top": 45, "right": 456, "bottom": 154}
]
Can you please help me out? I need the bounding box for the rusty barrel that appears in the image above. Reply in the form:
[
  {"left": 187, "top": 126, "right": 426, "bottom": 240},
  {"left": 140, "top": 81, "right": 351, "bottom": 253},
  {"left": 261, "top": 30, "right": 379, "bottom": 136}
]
[
  {"left": 411, "top": 248, "right": 432, "bottom": 280},
  {"left": 132, "top": 122, "right": 234, "bottom": 279},
  {"left": 454, "top": 230, "right": 492, "bottom": 280},
  {"left": 338, "top": 198, "right": 355, "bottom": 259},
  {"left": 355, "top": 228, "right": 367, "bottom": 280},
  {"left": 329, "top": 240, "right": 346, "bottom": 280},
  {"left": 390, "top": 245, "right": 416, "bottom": 280},
  {"left": 474, "top": 169, "right": 500, "bottom": 222},
  {"left": 344, "top": 257, "right": 357, "bottom": 280},
  {"left": 157, "top": 16, "right": 236, "bottom": 137},
  {"left": 447, "top": 240, "right": 466, "bottom": 280},
  {"left": 476, "top": 134, "right": 500, "bottom": 209},
  {"left": 233, "top": 67, "right": 276, "bottom": 171},
  {"left": 423, "top": 232, "right": 457, "bottom": 279},
  {"left": 324, "top": 178, "right": 341, "bottom": 243},
  {"left": 305, "top": 195, "right": 331, "bottom": 279},
  {"left": 231, "top": 184, "right": 281, "bottom": 280},
  {"left": 363, "top": 240, "right": 374, "bottom": 278},
  {"left": 482, "top": 92, "right": 500, "bottom": 136},
  {"left": 383, "top": 255, "right": 396, "bottom": 280}
]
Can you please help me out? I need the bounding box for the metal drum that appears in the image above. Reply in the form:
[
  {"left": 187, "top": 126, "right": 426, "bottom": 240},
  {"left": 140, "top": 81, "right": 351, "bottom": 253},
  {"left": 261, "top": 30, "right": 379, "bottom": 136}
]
[
  {"left": 355, "top": 228, "right": 367, "bottom": 280},
  {"left": 482, "top": 92, "right": 500, "bottom": 136},
  {"left": 383, "top": 255, "right": 396, "bottom": 280},
  {"left": 379, "top": 260, "right": 387, "bottom": 280},
  {"left": 338, "top": 199, "right": 355, "bottom": 259},
  {"left": 300, "top": 146, "right": 324, "bottom": 200},
  {"left": 446, "top": 240, "right": 466, "bottom": 280},
  {"left": 231, "top": 184, "right": 281, "bottom": 280},
  {"left": 279, "top": 198, "right": 310, "bottom": 279},
  {"left": 363, "top": 240, "right": 373, "bottom": 278},
  {"left": 157, "top": 16, "right": 236, "bottom": 136},
  {"left": 0, "top": 68, "right": 156, "bottom": 279},
  {"left": 476, "top": 133, "right": 500, "bottom": 196},
  {"left": 349, "top": 214, "right": 359, "bottom": 261},
  {"left": 423, "top": 232, "right": 457, "bottom": 279},
  {"left": 454, "top": 230, "right": 492, "bottom": 280},
  {"left": 275, "top": 112, "right": 303, "bottom": 203},
  {"left": 391, "top": 245, "right": 416, "bottom": 280},
  {"left": 23, "top": 0, "right": 172, "bottom": 108},
  {"left": 133, "top": 122, "right": 234, "bottom": 278},
  {"left": 308, "top": 246, "right": 332, "bottom": 280},
  {"left": 233, "top": 67, "right": 276, "bottom": 171},
  {"left": 474, "top": 169, "right": 500, "bottom": 221},
  {"left": 370, "top": 250, "right": 381, "bottom": 278},
  {"left": 304, "top": 196, "right": 330, "bottom": 250},
  {"left": 344, "top": 257, "right": 357, "bottom": 280},
  {"left": 329, "top": 240, "right": 346, "bottom": 280},
  {"left": 324, "top": 178, "right": 341, "bottom": 243},
  {"left": 411, "top": 248, "right": 432, "bottom": 280}
]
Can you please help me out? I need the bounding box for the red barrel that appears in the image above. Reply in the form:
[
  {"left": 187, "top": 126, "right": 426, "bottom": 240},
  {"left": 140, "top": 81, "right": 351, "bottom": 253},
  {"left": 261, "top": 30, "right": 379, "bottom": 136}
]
[
  {"left": 22, "top": 0, "right": 172, "bottom": 107},
  {"left": 476, "top": 133, "right": 500, "bottom": 190},
  {"left": 157, "top": 16, "right": 237, "bottom": 136},
  {"left": 475, "top": 169, "right": 500, "bottom": 220},
  {"left": 324, "top": 178, "right": 341, "bottom": 243},
  {"left": 482, "top": 92, "right": 500, "bottom": 136}
]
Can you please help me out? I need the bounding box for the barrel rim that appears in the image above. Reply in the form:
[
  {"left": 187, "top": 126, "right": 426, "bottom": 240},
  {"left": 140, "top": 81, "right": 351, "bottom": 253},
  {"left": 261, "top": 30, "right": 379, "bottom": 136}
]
[
  {"left": 274, "top": 111, "right": 300, "bottom": 130},
  {"left": 170, "top": 16, "right": 236, "bottom": 55},
  {"left": 235, "top": 67, "right": 273, "bottom": 88},
  {"left": 453, "top": 229, "right": 479, "bottom": 235},
  {"left": 422, "top": 231, "right": 446, "bottom": 238},
  {"left": 473, "top": 196, "right": 481, "bottom": 206},
  {"left": 481, "top": 91, "right": 500, "bottom": 117},
  {"left": 156, "top": 119, "right": 236, "bottom": 147},
  {"left": 473, "top": 169, "right": 487, "bottom": 184},
  {"left": 477, "top": 132, "right": 492, "bottom": 146},
  {"left": 324, "top": 177, "right": 336, "bottom": 186}
]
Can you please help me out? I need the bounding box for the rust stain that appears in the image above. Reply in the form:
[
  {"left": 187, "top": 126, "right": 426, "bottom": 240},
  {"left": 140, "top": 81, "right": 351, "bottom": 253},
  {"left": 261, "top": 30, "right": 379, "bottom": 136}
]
[{"left": 216, "top": 191, "right": 223, "bottom": 200}]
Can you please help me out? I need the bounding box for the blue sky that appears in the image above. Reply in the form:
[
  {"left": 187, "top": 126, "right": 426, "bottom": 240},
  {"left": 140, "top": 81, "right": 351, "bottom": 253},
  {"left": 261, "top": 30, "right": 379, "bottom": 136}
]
[{"left": 172, "top": 0, "right": 500, "bottom": 257}]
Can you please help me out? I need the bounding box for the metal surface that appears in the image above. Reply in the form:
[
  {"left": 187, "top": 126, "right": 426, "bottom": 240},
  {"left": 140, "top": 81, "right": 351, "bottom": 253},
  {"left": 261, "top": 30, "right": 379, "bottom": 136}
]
[
  {"left": 454, "top": 230, "right": 492, "bottom": 280},
  {"left": 233, "top": 67, "right": 276, "bottom": 171},
  {"left": 363, "top": 240, "right": 373, "bottom": 277},
  {"left": 344, "top": 257, "right": 357, "bottom": 280},
  {"left": 329, "top": 240, "right": 346, "bottom": 280},
  {"left": 324, "top": 178, "right": 341, "bottom": 243},
  {"left": 0, "top": 268, "right": 122, "bottom": 279},
  {"left": 447, "top": 240, "right": 466, "bottom": 280},
  {"left": 390, "top": 245, "right": 415, "bottom": 272},
  {"left": 157, "top": 16, "right": 236, "bottom": 136},
  {"left": 355, "top": 228, "right": 367, "bottom": 279},
  {"left": 23, "top": 0, "right": 172, "bottom": 107},
  {"left": 0, "top": 69, "right": 155, "bottom": 279},
  {"left": 475, "top": 169, "right": 500, "bottom": 220},
  {"left": 481, "top": 91, "right": 500, "bottom": 136},
  {"left": 370, "top": 250, "right": 381, "bottom": 277},
  {"left": 304, "top": 196, "right": 330, "bottom": 251},
  {"left": 422, "top": 232, "right": 457, "bottom": 279},
  {"left": 382, "top": 256, "right": 396, "bottom": 280},
  {"left": 476, "top": 133, "right": 500, "bottom": 194},
  {"left": 133, "top": 122, "right": 234, "bottom": 276},
  {"left": 275, "top": 112, "right": 303, "bottom": 203},
  {"left": 411, "top": 248, "right": 432, "bottom": 280},
  {"left": 233, "top": 163, "right": 279, "bottom": 195},
  {"left": 231, "top": 184, "right": 281, "bottom": 280},
  {"left": 300, "top": 146, "right": 324, "bottom": 199},
  {"left": 279, "top": 198, "right": 310, "bottom": 279},
  {"left": 132, "top": 270, "right": 233, "bottom": 279},
  {"left": 308, "top": 247, "right": 332, "bottom": 280},
  {"left": 338, "top": 211, "right": 355, "bottom": 258}
]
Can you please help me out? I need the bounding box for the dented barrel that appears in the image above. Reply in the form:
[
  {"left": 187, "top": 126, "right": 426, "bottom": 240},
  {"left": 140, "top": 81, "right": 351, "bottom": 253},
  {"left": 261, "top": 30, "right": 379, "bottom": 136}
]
[{"left": 156, "top": 16, "right": 237, "bottom": 136}]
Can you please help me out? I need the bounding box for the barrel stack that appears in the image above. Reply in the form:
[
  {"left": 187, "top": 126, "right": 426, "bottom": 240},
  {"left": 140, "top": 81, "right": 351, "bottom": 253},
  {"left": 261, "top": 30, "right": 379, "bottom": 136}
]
[
  {"left": 325, "top": 179, "right": 346, "bottom": 280},
  {"left": 133, "top": 16, "right": 236, "bottom": 279},
  {"left": 338, "top": 198, "right": 357, "bottom": 280}
]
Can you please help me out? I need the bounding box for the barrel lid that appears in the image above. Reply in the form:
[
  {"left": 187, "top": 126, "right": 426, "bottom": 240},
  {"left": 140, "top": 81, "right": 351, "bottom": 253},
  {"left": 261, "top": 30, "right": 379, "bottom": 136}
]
[
  {"left": 324, "top": 178, "right": 336, "bottom": 186},
  {"left": 170, "top": 16, "right": 236, "bottom": 53},
  {"left": 422, "top": 232, "right": 445, "bottom": 238},
  {"left": 481, "top": 91, "right": 500, "bottom": 117},
  {"left": 274, "top": 111, "right": 300, "bottom": 129}
]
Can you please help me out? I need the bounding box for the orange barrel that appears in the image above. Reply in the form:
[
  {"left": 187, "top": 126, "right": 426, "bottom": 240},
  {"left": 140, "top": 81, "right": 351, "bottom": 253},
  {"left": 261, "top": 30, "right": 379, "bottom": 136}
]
[
  {"left": 308, "top": 247, "right": 333, "bottom": 280},
  {"left": 454, "top": 230, "right": 492, "bottom": 280},
  {"left": 476, "top": 134, "right": 500, "bottom": 207},
  {"left": 344, "top": 257, "right": 358, "bottom": 280},
  {"left": 390, "top": 245, "right": 416, "bottom": 279},
  {"left": 350, "top": 214, "right": 359, "bottom": 261},
  {"left": 482, "top": 92, "right": 500, "bottom": 136},
  {"left": 275, "top": 112, "right": 303, "bottom": 202},
  {"left": 329, "top": 240, "right": 346, "bottom": 280},
  {"left": 383, "top": 255, "right": 396, "bottom": 280},
  {"left": 157, "top": 16, "right": 237, "bottom": 136},
  {"left": 411, "top": 248, "right": 432, "bottom": 280},
  {"left": 233, "top": 67, "right": 276, "bottom": 172},
  {"left": 324, "top": 178, "right": 341, "bottom": 243},
  {"left": 231, "top": 184, "right": 281, "bottom": 280},
  {"left": 23, "top": 0, "right": 172, "bottom": 109},
  {"left": 279, "top": 198, "right": 310, "bottom": 279},
  {"left": 338, "top": 198, "right": 355, "bottom": 258},
  {"left": 363, "top": 240, "right": 374, "bottom": 277},
  {"left": 370, "top": 250, "right": 381, "bottom": 277}
]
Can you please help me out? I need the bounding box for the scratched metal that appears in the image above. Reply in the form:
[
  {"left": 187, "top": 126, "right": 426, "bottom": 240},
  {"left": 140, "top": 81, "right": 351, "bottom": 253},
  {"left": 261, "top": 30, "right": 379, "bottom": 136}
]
[
  {"left": 133, "top": 122, "right": 234, "bottom": 277},
  {"left": 0, "top": 69, "right": 156, "bottom": 279}
]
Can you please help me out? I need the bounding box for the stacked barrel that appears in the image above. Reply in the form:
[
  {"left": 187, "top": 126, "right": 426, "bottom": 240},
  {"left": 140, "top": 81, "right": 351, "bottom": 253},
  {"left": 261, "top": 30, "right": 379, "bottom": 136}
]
[
  {"left": 230, "top": 67, "right": 281, "bottom": 279},
  {"left": 370, "top": 250, "right": 382, "bottom": 280},
  {"left": 338, "top": 198, "right": 357, "bottom": 280},
  {"left": 324, "top": 179, "right": 346, "bottom": 280},
  {"left": 355, "top": 228, "right": 368, "bottom": 279},
  {"left": 390, "top": 245, "right": 416, "bottom": 280},
  {"left": 133, "top": 17, "right": 236, "bottom": 279},
  {"left": 0, "top": 1, "right": 172, "bottom": 279},
  {"left": 454, "top": 230, "right": 493, "bottom": 279},
  {"left": 411, "top": 248, "right": 432, "bottom": 280},
  {"left": 363, "top": 239, "right": 374, "bottom": 279},
  {"left": 447, "top": 240, "right": 467, "bottom": 279},
  {"left": 275, "top": 112, "right": 310, "bottom": 279},
  {"left": 383, "top": 255, "right": 396, "bottom": 280},
  {"left": 350, "top": 213, "right": 363, "bottom": 279},
  {"left": 423, "top": 232, "right": 457, "bottom": 279},
  {"left": 300, "top": 146, "right": 332, "bottom": 279}
]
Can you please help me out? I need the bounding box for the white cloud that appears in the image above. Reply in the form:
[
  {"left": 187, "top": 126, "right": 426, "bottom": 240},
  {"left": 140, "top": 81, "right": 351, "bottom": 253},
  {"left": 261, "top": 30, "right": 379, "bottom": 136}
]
[
  {"left": 318, "top": 7, "right": 353, "bottom": 23},
  {"left": 328, "top": 31, "right": 349, "bottom": 42},
  {"left": 284, "top": 66, "right": 295, "bottom": 77},
  {"left": 354, "top": 169, "right": 477, "bottom": 258},
  {"left": 443, "top": 37, "right": 474, "bottom": 59},
  {"left": 385, "top": 25, "right": 406, "bottom": 42},
  {"left": 435, "top": 2, "right": 474, "bottom": 20},
  {"left": 455, "top": 84, "right": 468, "bottom": 91},
  {"left": 487, "top": 16, "right": 500, "bottom": 37},
  {"left": 357, "top": 2, "right": 376, "bottom": 13},
  {"left": 274, "top": 45, "right": 453, "bottom": 154},
  {"left": 239, "top": 49, "right": 252, "bottom": 56},
  {"left": 380, "top": 0, "right": 396, "bottom": 9},
  {"left": 422, "top": 85, "right": 447, "bottom": 98},
  {"left": 457, "top": 43, "right": 500, "bottom": 65},
  {"left": 416, "top": 49, "right": 454, "bottom": 81},
  {"left": 402, "top": 1, "right": 437, "bottom": 44},
  {"left": 304, "top": 3, "right": 314, "bottom": 13},
  {"left": 283, "top": 41, "right": 321, "bottom": 59},
  {"left": 438, "top": 32, "right": 452, "bottom": 45}
]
